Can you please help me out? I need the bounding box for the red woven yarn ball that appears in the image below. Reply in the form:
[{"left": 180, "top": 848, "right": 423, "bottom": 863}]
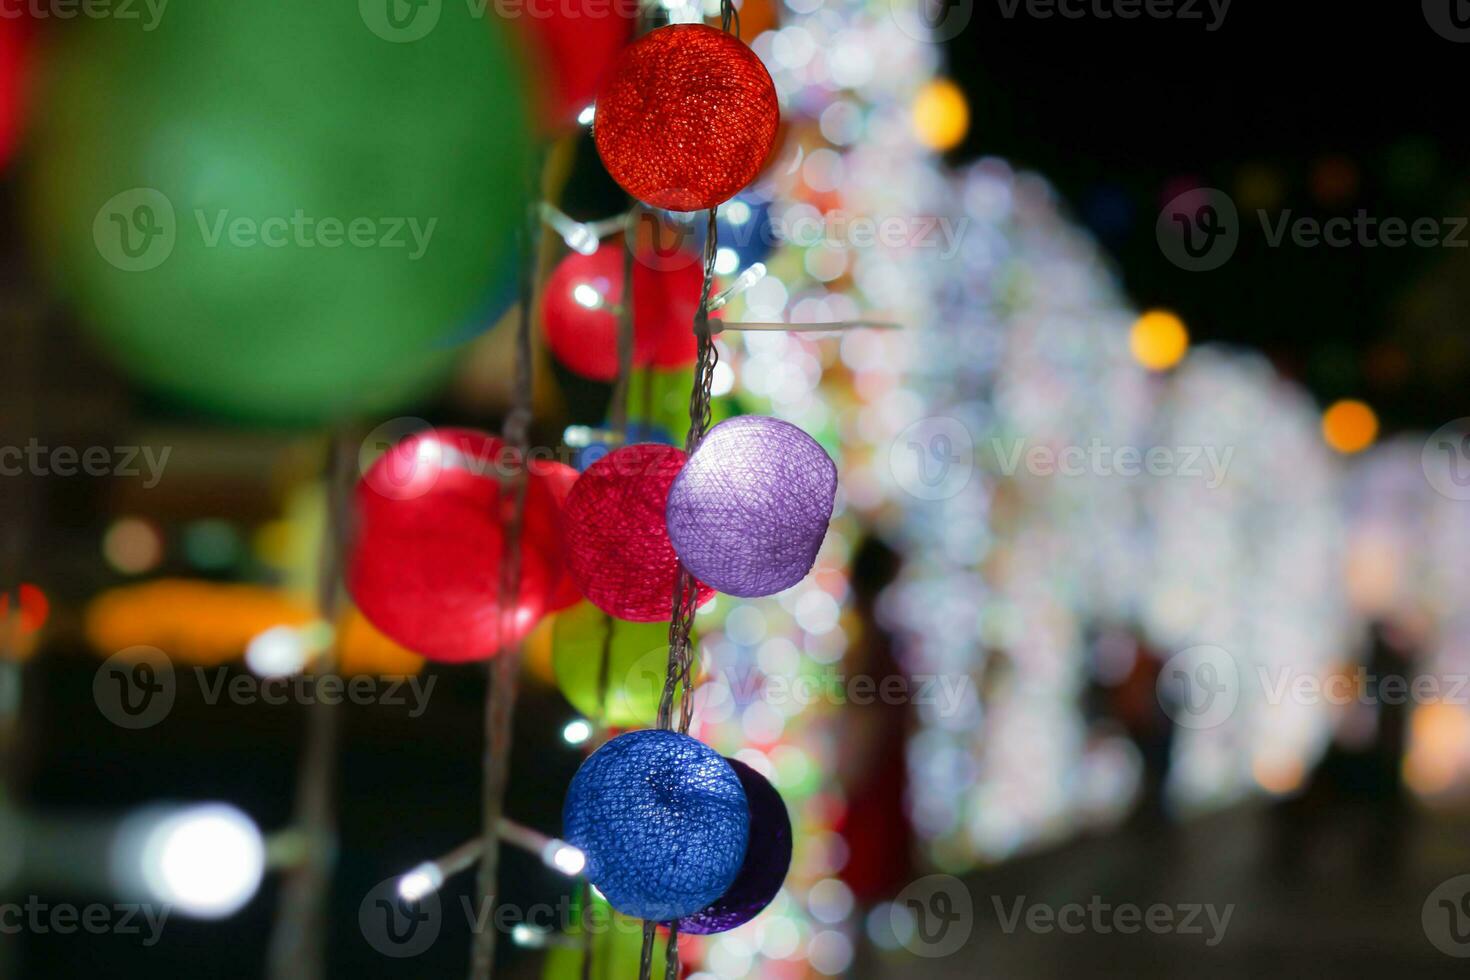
[
  {"left": 348, "top": 428, "right": 564, "bottom": 662},
  {"left": 541, "top": 243, "right": 707, "bottom": 381},
  {"left": 562, "top": 444, "right": 714, "bottom": 622},
  {"left": 594, "top": 24, "right": 779, "bottom": 212}
]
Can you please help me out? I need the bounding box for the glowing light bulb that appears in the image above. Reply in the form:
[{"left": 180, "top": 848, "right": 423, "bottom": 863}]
[
  {"left": 1129, "top": 310, "right": 1189, "bottom": 371},
  {"left": 1321, "top": 399, "right": 1378, "bottom": 454},
  {"left": 544, "top": 840, "right": 586, "bottom": 876},
  {"left": 127, "top": 804, "right": 265, "bottom": 919},
  {"left": 572, "top": 284, "right": 605, "bottom": 310},
  {"left": 912, "top": 79, "right": 969, "bottom": 152},
  {"left": 706, "top": 262, "right": 768, "bottom": 312},
  {"left": 541, "top": 203, "right": 600, "bottom": 256},
  {"left": 715, "top": 247, "right": 741, "bottom": 276},
  {"left": 245, "top": 625, "right": 308, "bottom": 677},
  {"left": 398, "top": 863, "right": 444, "bottom": 902},
  {"left": 562, "top": 719, "right": 592, "bottom": 745}
]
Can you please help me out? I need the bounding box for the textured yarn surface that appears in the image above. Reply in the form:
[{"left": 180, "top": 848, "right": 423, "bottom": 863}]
[
  {"left": 562, "top": 443, "right": 714, "bottom": 621},
  {"left": 665, "top": 416, "right": 837, "bottom": 598},
  {"left": 551, "top": 600, "right": 668, "bottom": 728},
  {"left": 563, "top": 730, "right": 750, "bottom": 922},
  {"left": 540, "top": 244, "right": 704, "bottom": 381},
  {"left": 678, "top": 757, "right": 791, "bottom": 934},
  {"left": 347, "top": 428, "right": 562, "bottom": 662},
  {"left": 594, "top": 24, "right": 779, "bottom": 212}
]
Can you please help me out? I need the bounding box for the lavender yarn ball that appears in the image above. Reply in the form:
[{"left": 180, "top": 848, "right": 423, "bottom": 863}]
[
  {"left": 665, "top": 416, "right": 837, "bottom": 598},
  {"left": 678, "top": 758, "right": 792, "bottom": 935},
  {"left": 562, "top": 730, "right": 750, "bottom": 922}
]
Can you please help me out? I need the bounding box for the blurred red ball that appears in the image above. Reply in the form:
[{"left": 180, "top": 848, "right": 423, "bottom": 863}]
[
  {"left": 515, "top": 0, "right": 633, "bottom": 132},
  {"left": 541, "top": 243, "right": 708, "bottom": 380},
  {"left": 529, "top": 456, "right": 584, "bottom": 612},
  {"left": 0, "top": 18, "right": 30, "bottom": 167},
  {"left": 562, "top": 444, "right": 713, "bottom": 622},
  {"left": 348, "top": 428, "right": 566, "bottom": 662},
  {"left": 594, "top": 24, "right": 779, "bottom": 212}
]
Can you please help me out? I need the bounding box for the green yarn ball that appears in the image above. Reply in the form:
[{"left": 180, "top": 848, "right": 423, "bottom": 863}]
[{"left": 552, "top": 602, "right": 670, "bottom": 728}]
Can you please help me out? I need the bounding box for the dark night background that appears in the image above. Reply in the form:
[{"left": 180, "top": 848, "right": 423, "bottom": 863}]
[{"left": 4, "top": 3, "right": 1470, "bottom": 978}]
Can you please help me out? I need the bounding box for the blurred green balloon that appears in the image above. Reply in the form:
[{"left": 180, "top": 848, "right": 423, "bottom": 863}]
[
  {"left": 552, "top": 601, "right": 670, "bottom": 728},
  {"left": 30, "top": 0, "right": 530, "bottom": 424}
]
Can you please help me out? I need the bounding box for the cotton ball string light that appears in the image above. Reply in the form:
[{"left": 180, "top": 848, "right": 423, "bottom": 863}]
[
  {"left": 528, "top": 456, "right": 583, "bottom": 613},
  {"left": 563, "top": 730, "right": 750, "bottom": 921},
  {"left": 347, "top": 429, "right": 562, "bottom": 662},
  {"left": 552, "top": 601, "right": 669, "bottom": 728},
  {"left": 541, "top": 244, "right": 706, "bottom": 381},
  {"left": 666, "top": 416, "right": 837, "bottom": 598},
  {"left": 594, "top": 24, "right": 780, "bottom": 212},
  {"left": 514, "top": 0, "right": 633, "bottom": 133},
  {"left": 562, "top": 444, "right": 714, "bottom": 621},
  {"left": 679, "top": 757, "right": 792, "bottom": 934}
]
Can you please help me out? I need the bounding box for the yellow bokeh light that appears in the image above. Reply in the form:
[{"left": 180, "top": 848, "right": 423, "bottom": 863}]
[
  {"left": 1321, "top": 399, "right": 1378, "bottom": 454},
  {"left": 1129, "top": 310, "right": 1189, "bottom": 371},
  {"left": 912, "top": 79, "right": 969, "bottom": 152}
]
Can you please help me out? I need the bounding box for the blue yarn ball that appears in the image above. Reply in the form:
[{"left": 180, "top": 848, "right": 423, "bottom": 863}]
[
  {"left": 669, "top": 194, "right": 777, "bottom": 270},
  {"left": 563, "top": 730, "right": 750, "bottom": 922}
]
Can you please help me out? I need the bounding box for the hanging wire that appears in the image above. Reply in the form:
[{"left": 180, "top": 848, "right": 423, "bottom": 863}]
[
  {"left": 641, "top": 6, "right": 739, "bottom": 977},
  {"left": 266, "top": 432, "right": 352, "bottom": 980},
  {"left": 470, "top": 142, "right": 546, "bottom": 980}
]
